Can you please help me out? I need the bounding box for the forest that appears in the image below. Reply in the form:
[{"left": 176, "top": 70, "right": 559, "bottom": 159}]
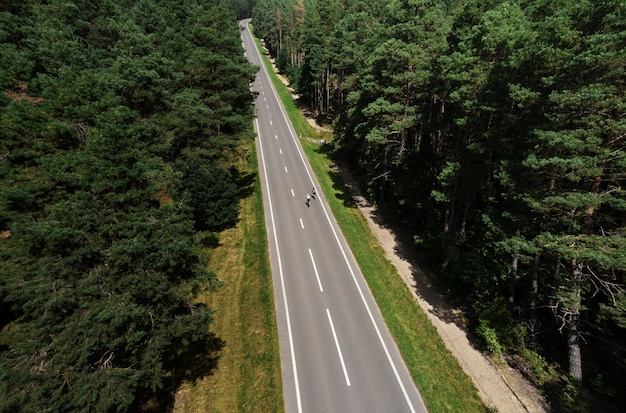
[
  {"left": 2, "top": 0, "right": 625, "bottom": 411},
  {"left": 0, "top": 0, "right": 257, "bottom": 411},
  {"left": 251, "top": 0, "right": 626, "bottom": 411}
]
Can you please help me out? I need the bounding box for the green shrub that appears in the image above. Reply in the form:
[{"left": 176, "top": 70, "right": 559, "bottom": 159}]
[
  {"left": 476, "top": 320, "right": 503, "bottom": 354},
  {"left": 474, "top": 297, "right": 525, "bottom": 354},
  {"left": 560, "top": 375, "right": 588, "bottom": 413},
  {"left": 523, "top": 348, "right": 559, "bottom": 387}
]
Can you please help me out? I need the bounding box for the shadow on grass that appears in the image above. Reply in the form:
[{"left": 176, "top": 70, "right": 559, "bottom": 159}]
[
  {"left": 138, "top": 332, "right": 225, "bottom": 412},
  {"left": 327, "top": 168, "right": 359, "bottom": 209},
  {"left": 231, "top": 167, "right": 257, "bottom": 200},
  {"left": 313, "top": 148, "right": 358, "bottom": 210}
]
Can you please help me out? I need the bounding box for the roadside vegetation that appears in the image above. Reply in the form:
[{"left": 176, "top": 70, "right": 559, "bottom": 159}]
[
  {"left": 174, "top": 142, "right": 283, "bottom": 413},
  {"left": 251, "top": 26, "right": 488, "bottom": 413},
  {"left": 0, "top": 1, "right": 259, "bottom": 411},
  {"left": 252, "top": 0, "right": 626, "bottom": 410}
]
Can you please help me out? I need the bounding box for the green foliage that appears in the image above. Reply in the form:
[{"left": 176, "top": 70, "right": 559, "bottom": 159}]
[
  {"left": 523, "top": 348, "right": 560, "bottom": 387},
  {"left": 475, "top": 297, "right": 525, "bottom": 354},
  {"left": 261, "top": 0, "right": 626, "bottom": 408},
  {"left": 0, "top": 0, "right": 256, "bottom": 411},
  {"left": 589, "top": 374, "right": 616, "bottom": 399},
  {"left": 180, "top": 156, "right": 240, "bottom": 232},
  {"left": 476, "top": 321, "right": 503, "bottom": 355},
  {"left": 229, "top": 0, "right": 255, "bottom": 20},
  {"left": 559, "top": 375, "right": 589, "bottom": 413},
  {"left": 598, "top": 291, "right": 626, "bottom": 329}
]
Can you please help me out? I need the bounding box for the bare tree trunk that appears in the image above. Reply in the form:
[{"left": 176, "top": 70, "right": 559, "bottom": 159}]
[
  {"left": 443, "top": 203, "right": 450, "bottom": 234},
  {"left": 459, "top": 203, "right": 468, "bottom": 238},
  {"left": 528, "top": 254, "right": 540, "bottom": 348},
  {"left": 441, "top": 200, "right": 455, "bottom": 273},
  {"left": 529, "top": 255, "right": 540, "bottom": 318},
  {"left": 508, "top": 256, "right": 518, "bottom": 311},
  {"left": 316, "top": 83, "right": 323, "bottom": 115},
  {"left": 326, "top": 64, "right": 331, "bottom": 116},
  {"left": 566, "top": 258, "right": 584, "bottom": 382},
  {"left": 276, "top": 8, "right": 282, "bottom": 50}
]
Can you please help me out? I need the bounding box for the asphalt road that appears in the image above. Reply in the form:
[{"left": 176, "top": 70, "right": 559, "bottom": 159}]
[{"left": 240, "top": 19, "right": 428, "bottom": 413}]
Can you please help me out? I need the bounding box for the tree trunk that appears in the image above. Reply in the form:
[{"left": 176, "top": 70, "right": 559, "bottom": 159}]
[
  {"left": 441, "top": 199, "right": 456, "bottom": 274},
  {"left": 443, "top": 203, "right": 450, "bottom": 234},
  {"left": 530, "top": 255, "right": 540, "bottom": 317},
  {"left": 328, "top": 65, "right": 331, "bottom": 115},
  {"left": 459, "top": 203, "right": 468, "bottom": 238},
  {"left": 566, "top": 258, "right": 583, "bottom": 382},
  {"left": 528, "top": 254, "right": 540, "bottom": 348},
  {"left": 276, "top": 8, "right": 282, "bottom": 50},
  {"left": 508, "top": 230, "right": 521, "bottom": 311},
  {"left": 508, "top": 255, "right": 518, "bottom": 311}
]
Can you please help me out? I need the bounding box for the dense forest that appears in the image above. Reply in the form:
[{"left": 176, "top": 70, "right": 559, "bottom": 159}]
[
  {"left": 252, "top": 0, "right": 626, "bottom": 411},
  {"left": 0, "top": 0, "right": 257, "bottom": 411}
]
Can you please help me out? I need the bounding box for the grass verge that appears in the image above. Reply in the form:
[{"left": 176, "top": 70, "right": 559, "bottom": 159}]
[
  {"left": 252, "top": 29, "right": 489, "bottom": 413},
  {"left": 174, "top": 142, "right": 283, "bottom": 413}
]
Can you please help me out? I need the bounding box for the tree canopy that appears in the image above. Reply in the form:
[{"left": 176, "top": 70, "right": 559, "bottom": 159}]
[
  {"left": 0, "top": 0, "right": 257, "bottom": 411},
  {"left": 253, "top": 0, "right": 626, "bottom": 409}
]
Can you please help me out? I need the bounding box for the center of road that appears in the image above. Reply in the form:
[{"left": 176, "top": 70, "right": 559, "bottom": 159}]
[{"left": 242, "top": 18, "right": 428, "bottom": 413}]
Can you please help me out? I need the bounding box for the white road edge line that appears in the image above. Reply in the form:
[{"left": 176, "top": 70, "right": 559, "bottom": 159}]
[
  {"left": 309, "top": 248, "right": 324, "bottom": 292},
  {"left": 255, "top": 119, "right": 303, "bottom": 413},
  {"left": 244, "top": 21, "right": 306, "bottom": 412},
  {"left": 261, "top": 44, "right": 419, "bottom": 413}
]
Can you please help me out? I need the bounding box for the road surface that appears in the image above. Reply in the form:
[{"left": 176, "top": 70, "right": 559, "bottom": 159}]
[{"left": 240, "top": 19, "right": 428, "bottom": 413}]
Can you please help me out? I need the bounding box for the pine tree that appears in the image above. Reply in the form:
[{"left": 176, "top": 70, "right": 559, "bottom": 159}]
[{"left": 1, "top": 0, "right": 256, "bottom": 410}]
